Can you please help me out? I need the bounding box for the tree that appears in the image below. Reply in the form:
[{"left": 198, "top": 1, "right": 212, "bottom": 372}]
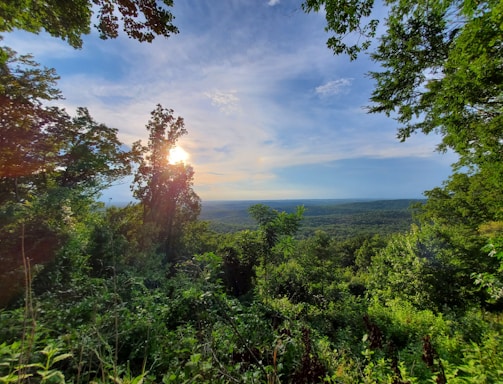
[
  {"left": 248, "top": 204, "right": 304, "bottom": 296},
  {"left": 0, "top": 46, "right": 133, "bottom": 202},
  {"left": 304, "top": 0, "right": 503, "bottom": 299},
  {"left": 290, "top": 230, "right": 337, "bottom": 303},
  {"left": 367, "top": 0, "right": 503, "bottom": 162},
  {"left": 54, "top": 107, "right": 133, "bottom": 192},
  {"left": 0, "top": 46, "right": 65, "bottom": 203},
  {"left": 249, "top": 204, "right": 305, "bottom": 253},
  {"left": 0, "top": 0, "right": 178, "bottom": 49},
  {"left": 218, "top": 230, "right": 263, "bottom": 297},
  {"left": 367, "top": 228, "right": 435, "bottom": 309},
  {"left": 0, "top": 47, "right": 135, "bottom": 306},
  {"left": 132, "top": 105, "right": 201, "bottom": 265}
]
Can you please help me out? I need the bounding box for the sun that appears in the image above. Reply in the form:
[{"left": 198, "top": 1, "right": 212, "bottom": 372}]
[{"left": 168, "top": 146, "right": 190, "bottom": 164}]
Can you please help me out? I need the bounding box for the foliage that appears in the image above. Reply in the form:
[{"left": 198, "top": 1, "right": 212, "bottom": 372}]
[
  {"left": 302, "top": 0, "right": 379, "bottom": 59},
  {"left": 54, "top": 107, "right": 133, "bottom": 191},
  {"left": 1, "top": 0, "right": 502, "bottom": 379},
  {"left": 0, "top": 46, "right": 64, "bottom": 200},
  {"left": 308, "top": 0, "right": 502, "bottom": 160},
  {"left": 0, "top": 46, "right": 133, "bottom": 201},
  {"left": 249, "top": 204, "right": 305, "bottom": 249},
  {"left": 217, "top": 230, "right": 263, "bottom": 298},
  {"left": 366, "top": 223, "right": 488, "bottom": 310},
  {"left": 473, "top": 232, "right": 503, "bottom": 303},
  {"left": 0, "top": 45, "right": 133, "bottom": 197},
  {"left": 306, "top": 0, "right": 503, "bottom": 294},
  {"left": 443, "top": 330, "right": 503, "bottom": 383},
  {"left": 0, "top": 0, "right": 178, "bottom": 48},
  {"left": 2, "top": 198, "right": 503, "bottom": 382},
  {"left": 0, "top": 341, "right": 71, "bottom": 383}
]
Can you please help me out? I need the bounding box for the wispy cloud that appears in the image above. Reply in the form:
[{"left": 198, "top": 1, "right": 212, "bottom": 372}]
[
  {"left": 205, "top": 90, "right": 240, "bottom": 114},
  {"left": 2, "top": 1, "right": 455, "bottom": 200},
  {"left": 1, "top": 31, "right": 77, "bottom": 59},
  {"left": 315, "top": 78, "right": 353, "bottom": 96}
]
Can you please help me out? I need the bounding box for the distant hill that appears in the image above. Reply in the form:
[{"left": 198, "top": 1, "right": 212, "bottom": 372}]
[{"left": 200, "top": 199, "right": 424, "bottom": 239}]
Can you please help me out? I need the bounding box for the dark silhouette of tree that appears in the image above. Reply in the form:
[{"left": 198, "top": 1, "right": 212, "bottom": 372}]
[
  {"left": 0, "top": 48, "right": 134, "bottom": 305},
  {"left": 132, "top": 105, "right": 200, "bottom": 265}
]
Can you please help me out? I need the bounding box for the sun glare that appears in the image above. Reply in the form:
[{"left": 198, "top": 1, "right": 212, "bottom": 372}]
[{"left": 168, "top": 146, "right": 190, "bottom": 164}]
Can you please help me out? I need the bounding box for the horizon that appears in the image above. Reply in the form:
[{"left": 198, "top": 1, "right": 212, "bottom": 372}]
[{"left": 103, "top": 196, "right": 426, "bottom": 207}]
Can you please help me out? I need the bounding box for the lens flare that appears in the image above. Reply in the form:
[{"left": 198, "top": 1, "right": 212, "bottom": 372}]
[{"left": 168, "top": 146, "right": 189, "bottom": 164}]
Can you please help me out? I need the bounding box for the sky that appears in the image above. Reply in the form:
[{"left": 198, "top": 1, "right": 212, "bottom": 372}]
[{"left": 2, "top": 0, "right": 457, "bottom": 201}]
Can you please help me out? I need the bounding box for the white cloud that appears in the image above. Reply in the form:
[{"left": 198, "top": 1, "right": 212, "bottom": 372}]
[
  {"left": 205, "top": 90, "right": 240, "bottom": 114},
  {"left": 315, "top": 78, "right": 353, "bottom": 96},
  {"left": 267, "top": 0, "right": 281, "bottom": 6}
]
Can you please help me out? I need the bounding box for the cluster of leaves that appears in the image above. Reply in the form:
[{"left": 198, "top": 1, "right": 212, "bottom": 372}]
[{"left": 0, "top": 0, "right": 178, "bottom": 48}]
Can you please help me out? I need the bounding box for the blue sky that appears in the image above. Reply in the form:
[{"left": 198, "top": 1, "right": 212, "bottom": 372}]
[{"left": 3, "top": 0, "right": 456, "bottom": 201}]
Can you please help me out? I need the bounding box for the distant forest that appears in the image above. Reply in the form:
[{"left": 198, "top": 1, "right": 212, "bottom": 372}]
[{"left": 201, "top": 199, "right": 422, "bottom": 239}]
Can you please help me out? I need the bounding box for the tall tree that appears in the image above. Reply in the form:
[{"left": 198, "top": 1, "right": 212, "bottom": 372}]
[
  {"left": 249, "top": 204, "right": 304, "bottom": 254},
  {"left": 304, "top": 0, "right": 503, "bottom": 300},
  {"left": 0, "top": 47, "right": 135, "bottom": 305},
  {"left": 0, "top": 0, "right": 178, "bottom": 48},
  {"left": 132, "top": 105, "right": 201, "bottom": 265}
]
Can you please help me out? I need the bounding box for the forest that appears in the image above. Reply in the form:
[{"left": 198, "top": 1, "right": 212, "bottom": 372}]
[
  {"left": 200, "top": 199, "right": 420, "bottom": 239},
  {"left": 1, "top": 0, "right": 502, "bottom": 383}
]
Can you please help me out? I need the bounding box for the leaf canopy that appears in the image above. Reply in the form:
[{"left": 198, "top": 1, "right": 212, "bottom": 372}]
[{"left": 0, "top": 0, "right": 178, "bottom": 48}]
